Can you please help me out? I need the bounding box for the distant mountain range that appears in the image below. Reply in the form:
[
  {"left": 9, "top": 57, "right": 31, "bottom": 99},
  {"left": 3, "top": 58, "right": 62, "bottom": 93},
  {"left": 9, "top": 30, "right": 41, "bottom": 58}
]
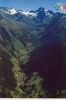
[
  {"left": 0, "top": 7, "right": 66, "bottom": 98},
  {"left": 0, "top": 7, "right": 53, "bottom": 16}
]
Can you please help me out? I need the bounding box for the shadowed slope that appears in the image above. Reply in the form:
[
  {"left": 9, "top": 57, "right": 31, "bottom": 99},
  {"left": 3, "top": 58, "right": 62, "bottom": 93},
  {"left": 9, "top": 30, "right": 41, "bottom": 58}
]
[{"left": 25, "top": 43, "right": 66, "bottom": 97}]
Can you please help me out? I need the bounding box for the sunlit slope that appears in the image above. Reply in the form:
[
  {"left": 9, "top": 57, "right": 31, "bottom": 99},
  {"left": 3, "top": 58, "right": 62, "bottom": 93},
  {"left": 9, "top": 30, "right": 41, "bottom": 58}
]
[{"left": 0, "top": 14, "right": 39, "bottom": 97}]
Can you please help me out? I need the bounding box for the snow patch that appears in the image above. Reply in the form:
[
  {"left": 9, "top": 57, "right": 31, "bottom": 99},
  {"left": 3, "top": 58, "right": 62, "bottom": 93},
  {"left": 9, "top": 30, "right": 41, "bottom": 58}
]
[
  {"left": 19, "top": 11, "right": 37, "bottom": 17},
  {"left": 62, "top": 16, "right": 66, "bottom": 18},
  {"left": 44, "top": 9, "right": 53, "bottom": 17}
]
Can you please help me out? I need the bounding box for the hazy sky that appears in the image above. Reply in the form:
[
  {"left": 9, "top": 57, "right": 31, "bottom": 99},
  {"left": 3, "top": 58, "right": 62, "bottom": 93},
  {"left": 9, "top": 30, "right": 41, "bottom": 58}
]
[{"left": 0, "top": 0, "right": 66, "bottom": 12}]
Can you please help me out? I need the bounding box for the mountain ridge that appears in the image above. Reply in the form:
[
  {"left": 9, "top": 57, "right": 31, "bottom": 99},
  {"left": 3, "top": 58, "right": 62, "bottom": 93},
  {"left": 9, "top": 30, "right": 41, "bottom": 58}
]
[{"left": 0, "top": 7, "right": 54, "bottom": 17}]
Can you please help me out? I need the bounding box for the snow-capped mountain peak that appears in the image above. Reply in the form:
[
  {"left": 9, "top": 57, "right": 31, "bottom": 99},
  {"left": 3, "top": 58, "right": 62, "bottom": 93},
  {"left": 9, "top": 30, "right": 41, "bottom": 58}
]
[
  {"left": 44, "top": 10, "right": 53, "bottom": 17},
  {"left": 8, "top": 8, "right": 17, "bottom": 14}
]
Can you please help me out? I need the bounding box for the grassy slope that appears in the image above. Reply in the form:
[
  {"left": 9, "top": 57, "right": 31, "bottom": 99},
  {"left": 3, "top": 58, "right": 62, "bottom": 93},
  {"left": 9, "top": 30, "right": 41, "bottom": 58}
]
[
  {"left": 0, "top": 14, "right": 42, "bottom": 97},
  {"left": 0, "top": 16, "right": 30, "bottom": 97}
]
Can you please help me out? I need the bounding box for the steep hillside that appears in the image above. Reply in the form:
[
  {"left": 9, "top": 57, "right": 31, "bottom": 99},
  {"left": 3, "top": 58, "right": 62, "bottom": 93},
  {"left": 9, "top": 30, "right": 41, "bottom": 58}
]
[
  {"left": 0, "top": 12, "right": 39, "bottom": 97},
  {"left": 0, "top": 7, "right": 66, "bottom": 98},
  {"left": 22, "top": 13, "right": 66, "bottom": 98}
]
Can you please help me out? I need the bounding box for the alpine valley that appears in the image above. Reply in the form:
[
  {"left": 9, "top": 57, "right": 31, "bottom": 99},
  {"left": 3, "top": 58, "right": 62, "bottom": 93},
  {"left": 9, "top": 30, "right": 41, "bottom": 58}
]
[{"left": 0, "top": 7, "right": 66, "bottom": 98}]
